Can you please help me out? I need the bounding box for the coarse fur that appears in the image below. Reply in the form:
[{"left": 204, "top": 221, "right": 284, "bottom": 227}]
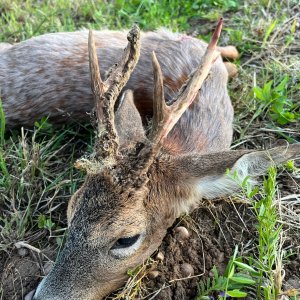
[
  {"left": 0, "top": 28, "right": 232, "bottom": 154},
  {"left": 0, "top": 27, "right": 299, "bottom": 300}
]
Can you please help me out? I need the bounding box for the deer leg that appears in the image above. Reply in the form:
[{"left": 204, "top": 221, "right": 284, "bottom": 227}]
[
  {"left": 217, "top": 45, "right": 239, "bottom": 59},
  {"left": 217, "top": 46, "right": 239, "bottom": 78},
  {"left": 224, "top": 61, "right": 238, "bottom": 78}
]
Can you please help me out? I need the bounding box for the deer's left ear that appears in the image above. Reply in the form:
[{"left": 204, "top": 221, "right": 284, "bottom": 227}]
[
  {"left": 163, "top": 144, "right": 300, "bottom": 208},
  {"left": 115, "top": 90, "right": 146, "bottom": 149}
]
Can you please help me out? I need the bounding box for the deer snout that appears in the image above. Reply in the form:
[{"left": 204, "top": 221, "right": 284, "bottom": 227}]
[
  {"left": 32, "top": 282, "right": 97, "bottom": 300},
  {"left": 32, "top": 276, "right": 98, "bottom": 300},
  {"left": 32, "top": 271, "right": 85, "bottom": 300},
  {"left": 32, "top": 257, "right": 128, "bottom": 300}
]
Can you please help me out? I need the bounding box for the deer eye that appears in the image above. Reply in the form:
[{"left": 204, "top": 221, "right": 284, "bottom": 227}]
[
  {"left": 110, "top": 234, "right": 144, "bottom": 259},
  {"left": 112, "top": 234, "right": 140, "bottom": 249}
]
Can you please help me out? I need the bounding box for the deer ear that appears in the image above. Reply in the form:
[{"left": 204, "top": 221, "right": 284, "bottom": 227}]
[
  {"left": 197, "top": 144, "right": 299, "bottom": 199},
  {"left": 115, "top": 90, "right": 146, "bottom": 148},
  {"left": 167, "top": 144, "right": 300, "bottom": 203}
]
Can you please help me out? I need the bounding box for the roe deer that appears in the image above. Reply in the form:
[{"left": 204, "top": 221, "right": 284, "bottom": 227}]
[{"left": 0, "top": 21, "right": 299, "bottom": 300}]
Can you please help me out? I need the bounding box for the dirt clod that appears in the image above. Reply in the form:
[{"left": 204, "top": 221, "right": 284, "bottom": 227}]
[
  {"left": 148, "top": 270, "right": 160, "bottom": 279},
  {"left": 180, "top": 263, "right": 194, "bottom": 277},
  {"left": 1, "top": 254, "right": 41, "bottom": 300},
  {"left": 156, "top": 252, "right": 165, "bottom": 262},
  {"left": 17, "top": 248, "right": 29, "bottom": 257},
  {"left": 174, "top": 226, "right": 190, "bottom": 242}
]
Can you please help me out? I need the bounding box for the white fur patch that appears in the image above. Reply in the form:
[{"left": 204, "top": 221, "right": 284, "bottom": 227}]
[{"left": 195, "top": 152, "right": 275, "bottom": 199}]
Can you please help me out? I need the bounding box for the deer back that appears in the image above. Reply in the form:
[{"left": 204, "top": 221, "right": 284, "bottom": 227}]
[{"left": 0, "top": 29, "right": 232, "bottom": 154}]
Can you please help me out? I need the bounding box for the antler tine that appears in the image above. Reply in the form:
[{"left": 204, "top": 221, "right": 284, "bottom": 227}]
[
  {"left": 150, "top": 52, "right": 168, "bottom": 141},
  {"left": 88, "top": 25, "right": 141, "bottom": 162},
  {"left": 88, "top": 30, "right": 105, "bottom": 131},
  {"left": 105, "top": 24, "right": 141, "bottom": 102},
  {"left": 150, "top": 18, "right": 223, "bottom": 149},
  {"left": 167, "top": 19, "right": 223, "bottom": 130}
]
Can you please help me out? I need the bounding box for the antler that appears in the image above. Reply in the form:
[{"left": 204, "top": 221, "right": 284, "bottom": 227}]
[
  {"left": 136, "top": 18, "right": 223, "bottom": 173},
  {"left": 89, "top": 25, "right": 141, "bottom": 162},
  {"left": 150, "top": 18, "right": 223, "bottom": 145},
  {"left": 87, "top": 20, "right": 223, "bottom": 181}
]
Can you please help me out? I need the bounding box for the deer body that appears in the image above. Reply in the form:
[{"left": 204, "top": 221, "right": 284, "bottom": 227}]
[
  {"left": 1, "top": 25, "right": 299, "bottom": 300},
  {"left": 1, "top": 29, "right": 233, "bottom": 154}
]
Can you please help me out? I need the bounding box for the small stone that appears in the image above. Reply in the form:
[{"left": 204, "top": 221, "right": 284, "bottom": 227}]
[
  {"left": 148, "top": 270, "right": 160, "bottom": 279},
  {"left": 156, "top": 252, "right": 164, "bottom": 262},
  {"left": 17, "top": 247, "right": 28, "bottom": 257},
  {"left": 217, "top": 252, "right": 225, "bottom": 263},
  {"left": 181, "top": 263, "right": 194, "bottom": 277},
  {"left": 174, "top": 226, "right": 190, "bottom": 242}
]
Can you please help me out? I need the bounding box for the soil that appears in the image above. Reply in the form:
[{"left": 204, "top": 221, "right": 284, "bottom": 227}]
[
  {"left": 0, "top": 247, "right": 55, "bottom": 300},
  {"left": 1, "top": 254, "right": 40, "bottom": 299},
  {"left": 141, "top": 202, "right": 254, "bottom": 299},
  {"left": 144, "top": 204, "right": 237, "bottom": 299}
]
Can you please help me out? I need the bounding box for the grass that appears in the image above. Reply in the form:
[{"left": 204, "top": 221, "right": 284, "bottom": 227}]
[
  {"left": 198, "top": 166, "right": 300, "bottom": 300},
  {"left": 254, "top": 167, "right": 283, "bottom": 299},
  {"left": 198, "top": 167, "right": 281, "bottom": 299},
  {"left": 0, "top": 117, "right": 94, "bottom": 254},
  {"left": 0, "top": 0, "right": 238, "bottom": 42},
  {"left": 0, "top": 0, "right": 300, "bottom": 299}
]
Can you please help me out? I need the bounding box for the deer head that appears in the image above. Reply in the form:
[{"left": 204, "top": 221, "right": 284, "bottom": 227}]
[{"left": 33, "top": 21, "right": 300, "bottom": 300}]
